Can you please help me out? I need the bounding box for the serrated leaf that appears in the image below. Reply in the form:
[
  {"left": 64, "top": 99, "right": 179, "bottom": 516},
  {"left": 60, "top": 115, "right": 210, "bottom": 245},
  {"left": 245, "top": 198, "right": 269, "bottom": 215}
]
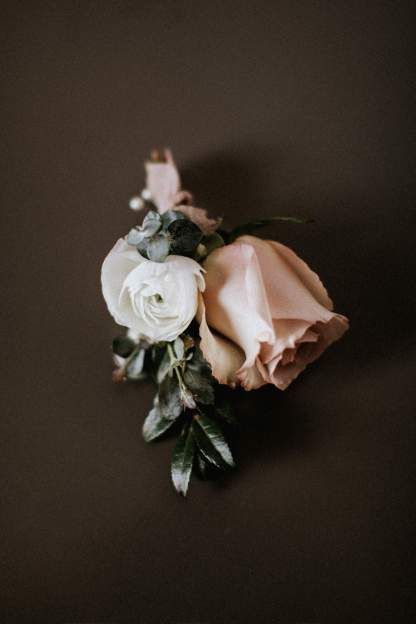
[
  {"left": 112, "top": 335, "right": 135, "bottom": 358},
  {"left": 147, "top": 233, "right": 170, "bottom": 262},
  {"left": 183, "top": 368, "right": 215, "bottom": 404},
  {"left": 125, "top": 348, "right": 146, "bottom": 380},
  {"left": 142, "top": 404, "right": 176, "bottom": 442},
  {"left": 168, "top": 218, "right": 203, "bottom": 256},
  {"left": 159, "top": 375, "right": 183, "bottom": 420},
  {"left": 192, "top": 414, "right": 234, "bottom": 469},
  {"left": 161, "top": 209, "right": 186, "bottom": 229},
  {"left": 171, "top": 424, "right": 196, "bottom": 496},
  {"left": 228, "top": 215, "right": 312, "bottom": 242}
]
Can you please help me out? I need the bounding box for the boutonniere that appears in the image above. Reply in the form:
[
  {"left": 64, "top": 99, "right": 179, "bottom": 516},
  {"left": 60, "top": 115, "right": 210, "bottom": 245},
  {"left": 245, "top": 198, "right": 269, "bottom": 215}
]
[{"left": 101, "top": 149, "right": 349, "bottom": 496}]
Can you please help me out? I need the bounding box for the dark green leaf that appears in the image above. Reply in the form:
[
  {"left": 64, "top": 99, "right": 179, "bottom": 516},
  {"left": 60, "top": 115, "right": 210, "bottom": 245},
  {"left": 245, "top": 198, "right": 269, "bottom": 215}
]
[
  {"left": 183, "top": 368, "right": 215, "bottom": 404},
  {"left": 159, "top": 375, "right": 183, "bottom": 420},
  {"left": 125, "top": 348, "right": 146, "bottom": 380},
  {"left": 187, "top": 346, "right": 212, "bottom": 375},
  {"left": 171, "top": 424, "right": 196, "bottom": 496},
  {"left": 161, "top": 209, "right": 186, "bottom": 229},
  {"left": 112, "top": 335, "right": 135, "bottom": 358},
  {"left": 147, "top": 233, "right": 170, "bottom": 262},
  {"left": 192, "top": 414, "right": 235, "bottom": 469},
  {"left": 142, "top": 404, "right": 176, "bottom": 442},
  {"left": 195, "top": 451, "right": 216, "bottom": 480},
  {"left": 228, "top": 215, "right": 312, "bottom": 242},
  {"left": 168, "top": 219, "right": 203, "bottom": 256}
]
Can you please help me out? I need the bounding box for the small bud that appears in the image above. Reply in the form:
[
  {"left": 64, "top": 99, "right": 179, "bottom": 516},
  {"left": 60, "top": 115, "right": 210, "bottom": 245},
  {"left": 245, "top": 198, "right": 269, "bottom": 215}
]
[
  {"left": 141, "top": 188, "right": 152, "bottom": 201},
  {"left": 129, "top": 196, "right": 145, "bottom": 211},
  {"left": 150, "top": 149, "right": 166, "bottom": 163},
  {"left": 196, "top": 243, "right": 207, "bottom": 260}
]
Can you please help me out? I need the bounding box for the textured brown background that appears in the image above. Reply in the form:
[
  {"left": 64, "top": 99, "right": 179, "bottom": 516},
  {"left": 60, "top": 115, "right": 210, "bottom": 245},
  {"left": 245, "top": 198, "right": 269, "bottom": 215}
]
[{"left": 1, "top": 2, "right": 415, "bottom": 623}]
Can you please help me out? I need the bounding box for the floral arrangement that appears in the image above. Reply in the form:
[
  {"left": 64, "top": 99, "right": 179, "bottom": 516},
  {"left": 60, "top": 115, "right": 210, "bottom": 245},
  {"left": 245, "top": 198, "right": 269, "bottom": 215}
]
[{"left": 101, "top": 149, "right": 349, "bottom": 496}]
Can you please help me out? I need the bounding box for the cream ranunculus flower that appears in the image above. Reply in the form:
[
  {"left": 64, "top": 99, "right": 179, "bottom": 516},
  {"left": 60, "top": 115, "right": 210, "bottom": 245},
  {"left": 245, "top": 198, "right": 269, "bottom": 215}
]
[
  {"left": 198, "top": 235, "right": 349, "bottom": 390},
  {"left": 101, "top": 239, "right": 205, "bottom": 342}
]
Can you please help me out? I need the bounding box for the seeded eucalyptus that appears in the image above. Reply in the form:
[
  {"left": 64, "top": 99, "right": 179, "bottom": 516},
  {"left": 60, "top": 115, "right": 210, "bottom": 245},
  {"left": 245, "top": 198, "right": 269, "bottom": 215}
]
[{"left": 126, "top": 209, "right": 205, "bottom": 263}]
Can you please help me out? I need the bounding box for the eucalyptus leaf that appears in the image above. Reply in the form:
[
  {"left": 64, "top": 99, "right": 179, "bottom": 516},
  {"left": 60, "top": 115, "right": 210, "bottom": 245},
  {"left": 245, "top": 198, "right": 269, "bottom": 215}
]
[
  {"left": 159, "top": 375, "right": 183, "bottom": 420},
  {"left": 142, "top": 209, "right": 162, "bottom": 234},
  {"left": 126, "top": 227, "right": 147, "bottom": 246},
  {"left": 192, "top": 414, "right": 235, "bottom": 469},
  {"left": 125, "top": 348, "right": 146, "bottom": 380},
  {"left": 147, "top": 233, "right": 170, "bottom": 262},
  {"left": 112, "top": 335, "right": 135, "bottom": 358},
  {"left": 161, "top": 209, "right": 186, "bottom": 229},
  {"left": 142, "top": 404, "right": 176, "bottom": 442},
  {"left": 168, "top": 219, "right": 203, "bottom": 256},
  {"left": 136, "top": 238, "right": 149, "bottom": 258},
  {"left": 228, "top": 215, "right": 312, "bottom": 242},
  {"left": 171, "top": 424, "right": 196, "bottom": 496}
]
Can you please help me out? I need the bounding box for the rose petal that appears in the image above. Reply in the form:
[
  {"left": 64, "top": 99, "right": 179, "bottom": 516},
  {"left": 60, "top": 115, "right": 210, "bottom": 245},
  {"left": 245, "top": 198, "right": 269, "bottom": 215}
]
[
  {"left": 202, "top": 242, "right": 275, "bottom": 371},
  {"left": 197, "top": 295, "right": 245, "bottom": 387},
  {"left": 267, "top": 315, "right": 349, "bottom": 389}
]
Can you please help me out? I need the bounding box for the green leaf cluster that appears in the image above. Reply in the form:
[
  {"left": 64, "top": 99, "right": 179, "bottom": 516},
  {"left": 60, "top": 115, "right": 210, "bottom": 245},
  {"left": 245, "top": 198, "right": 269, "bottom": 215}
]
[
  {"left": 126, "top": 210, "right": 204, "bottom": 262},
  {"left": 140, "top": 335, "right": 237, "bottom": 496}
]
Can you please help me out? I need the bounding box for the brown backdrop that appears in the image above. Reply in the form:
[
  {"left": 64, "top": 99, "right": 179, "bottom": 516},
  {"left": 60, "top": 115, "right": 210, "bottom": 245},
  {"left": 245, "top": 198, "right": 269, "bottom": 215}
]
[{"left": 1, "top": 2, "right": 415, "bottom": 623}]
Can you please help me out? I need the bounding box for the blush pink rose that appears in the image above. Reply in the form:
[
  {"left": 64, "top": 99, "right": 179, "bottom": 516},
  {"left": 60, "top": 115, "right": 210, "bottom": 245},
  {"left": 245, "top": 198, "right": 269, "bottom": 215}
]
[{"left": 198, "top": 235, "right": 349, "bottom": 390}]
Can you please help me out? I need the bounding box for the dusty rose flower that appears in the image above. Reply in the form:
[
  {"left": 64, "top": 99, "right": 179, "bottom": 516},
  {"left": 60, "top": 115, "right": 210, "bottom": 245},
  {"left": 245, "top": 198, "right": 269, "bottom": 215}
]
[
  {"left": 198, "top": 235, "right": 349, "bottom": 390},
  {"left": 145, "top": 149, "right": 221, "bottom": 234}
]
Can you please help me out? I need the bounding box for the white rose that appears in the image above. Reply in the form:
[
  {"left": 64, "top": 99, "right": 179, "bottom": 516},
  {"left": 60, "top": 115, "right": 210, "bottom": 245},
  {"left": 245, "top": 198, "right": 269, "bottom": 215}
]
[{"left": 101, "top": 239, "right": 205, "bottom": 342}]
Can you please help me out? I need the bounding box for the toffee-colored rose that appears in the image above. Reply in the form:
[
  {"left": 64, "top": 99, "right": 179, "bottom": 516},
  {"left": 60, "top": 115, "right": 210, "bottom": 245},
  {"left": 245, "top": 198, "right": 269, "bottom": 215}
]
[{"left": 198, "top": 235, "right": 349, "bottom": 390}]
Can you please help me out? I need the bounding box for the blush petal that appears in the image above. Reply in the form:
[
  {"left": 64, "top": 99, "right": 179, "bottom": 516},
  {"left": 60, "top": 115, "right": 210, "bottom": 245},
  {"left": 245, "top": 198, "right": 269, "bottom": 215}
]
[{"left": 197, "top": 295, "right": 245, "bottom": 386}]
